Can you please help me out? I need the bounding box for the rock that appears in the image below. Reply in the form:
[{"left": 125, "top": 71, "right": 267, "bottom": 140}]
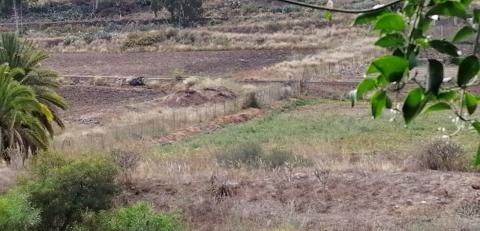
[{"left": 129, "top": 77, "right": 145, "bottom": 86}]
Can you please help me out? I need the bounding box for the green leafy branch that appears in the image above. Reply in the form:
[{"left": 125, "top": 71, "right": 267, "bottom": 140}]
[
  {"left": 273, "top": 0, "right": 480, "bottom": 165},
  {"left": 349, "top": 0, "right": 480, "bottom": 165}
]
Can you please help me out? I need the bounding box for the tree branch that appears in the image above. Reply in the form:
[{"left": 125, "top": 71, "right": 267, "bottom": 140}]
[{"left": 273, "top": 0, "right": 405, "bottom": 14}]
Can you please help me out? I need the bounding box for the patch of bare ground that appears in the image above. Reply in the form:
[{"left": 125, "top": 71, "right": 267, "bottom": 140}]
[
  {"left": 58, "top": 85, "right": 165, "bottom": 126},
  {"left": 44, "top": 49, "right": 315, "bottom": 78},
  {"left": 123, "top": 166, "right": 480, "bottom": 230}
]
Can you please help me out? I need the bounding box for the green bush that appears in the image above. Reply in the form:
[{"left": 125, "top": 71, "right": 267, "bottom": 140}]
[
  {"left": 217, "top": 143, "right": 312, "bottom": 169},
  {"left": 216, "top": 142, "right": 264, "bottom": 168},
  {"left": 72, "top": 202, "right": 182, "bottom": 231},
  {"left": 100, "top": 202, "right": 181, "bottom": 231},
  {"left": 24, "top": 156, "right": 119, "bottom": 231},
  {"left": 264, "top": 149, "right": 313, "bottom": 169},
  {"left": 0, "top": 191, "right": 40, "bottom": 231}
]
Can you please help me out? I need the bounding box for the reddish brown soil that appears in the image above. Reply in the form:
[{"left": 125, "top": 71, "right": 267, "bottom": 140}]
[
  {"left": 45, "top": 49, "right": 315, "bottom": 78},
  {"left": 58, "top": 85, "right": 165, "bottom": 125}
]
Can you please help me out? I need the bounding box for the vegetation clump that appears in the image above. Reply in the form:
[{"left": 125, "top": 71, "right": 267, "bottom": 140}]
[
  {"left": 216, "top": 142, "right": 312, "bottom": 169},
  {"left": 72, "top": 202, "right": 182, "bottom": 231},
  {"left": 0, "top": 153, "right": 183, "bottom": 231},
  {"left": 416, "top": 139, "right": 468, "bottom": 171},
  {"left": 25, "top": 155, "right": 119, "bottom": 230},
  {"left": 151, "top": 0, "right": 203, "bottom": 26}
]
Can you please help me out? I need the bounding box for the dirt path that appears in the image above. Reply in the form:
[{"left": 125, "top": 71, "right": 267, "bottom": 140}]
[{"left": 45, "top": 49, "right": 315, "bottom": 78}]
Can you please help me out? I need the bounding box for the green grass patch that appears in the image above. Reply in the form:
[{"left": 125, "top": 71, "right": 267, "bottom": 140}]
[{"left": 155, "top": 100, "right": 478, "bottom": 160}]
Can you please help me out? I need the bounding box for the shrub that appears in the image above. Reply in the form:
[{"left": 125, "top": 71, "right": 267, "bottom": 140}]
[
  {"left": 151, "top": 0, "right": 203, "bottom": 27},
  {"left": 243, "top": 91, "right": 261, "bottom": 109},
  {"left": 216, "top": 142, "right": 264, "bottom": 168},
  {"left": 0, "top": 191, "right": 40, "bottom": 231},
  {"left": 99, "top": 202, "right": 182, "bottom": 231},
  {"left": 264, "top": 149, "right": 313, "bottom": 169},
  {"left": 30, "top": 152, "right": 68, "bottom": 179},
  {"left": 24, "top": 156, "right": 119, "bottom": 231},
  {"left": 71, "top": 202, "right": 181, "bottom": 231},
  {"left": 82, "top": 32, "right": 95, "bottom": 44},
  {"left": 240, "top": 4, "right": 258, "bottom": 15},
  {"left": 415, "top": 139, "right": 468, "bottom": 171},
  {"left": 63, "top": 36, "right": 78, "bottom": 46},
  {"left": 95, "top": 30, "right": 112, "bottom": 41},
  {"left": 110, "top": 149, "right": 141, "bottom": 187},
  {"left": 217, "top": 143, "right": 312, "bottom": 169},
  {"left": 123, "top": 31, "right": 164, "bottom": 48}
]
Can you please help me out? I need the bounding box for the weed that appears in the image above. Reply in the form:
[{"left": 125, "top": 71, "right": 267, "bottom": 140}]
[
  {"left": 216, "top": 142, "right": 311, "bottom": 169},
  {"left": 216, "top": 142, "right": 264, "bottom": 168},
  {"left": 415, "top": 139, "right": 468, "bottom": 171}
]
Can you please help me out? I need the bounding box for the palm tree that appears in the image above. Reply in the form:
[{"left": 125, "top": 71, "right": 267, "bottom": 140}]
[
  {"left": 0, "top": 65, "right": 54, "bottom": 162},
  {"left": 0, "top": 32, "right": 67, "bottom": 135}
]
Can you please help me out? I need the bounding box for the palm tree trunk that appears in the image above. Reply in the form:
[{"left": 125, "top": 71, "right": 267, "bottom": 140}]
[{"left": 13, "top": 0, "right": 19, "bottom": 34}]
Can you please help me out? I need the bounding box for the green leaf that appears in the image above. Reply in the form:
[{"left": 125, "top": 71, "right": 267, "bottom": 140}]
[
  {"left": 371, "top": 55, "right": 409, "bottom": 83},
  {"left": 427, "top": 59, "right": 444, "bottom": 95},
  {"left": 374, "top": 33, "right": 406, "bottom": 48},
  {"left": 426, "top": 1, "right": 467, "bottom": 18},
  {"left": 353, "top": 9, "right": 391, "bottom": 25},
  {"left": 415, "top": 38, "right": 429, "bottom": 48},
  {"left": 324, "top": 11, "right": 333, "bottom": 21},
  {"left": 452, "top": 26, "right": 476, "bottom": 43},
  {"left": 474, "top": 9, "right": 480, "bottom": 23},
  {"left": 473, "top": 121, "right": 480, "bottom": 134},
  {"left": 429, "top": 40, "right": 460, "bottom": 57},
  {"left": 461, "top": 0, "right": 473, "bottom": 7},
  {"left": 418, "top": 17, "right": 432, "bottom": 33},
  {"left": 371, "top": 90, "right": 388, "bottom": 119},
  {"left": 465, "top": 92, "right": 478, "bottom": 115},
  {"left": 374, "top": 13, "right": 406, "bottom": 33},
  {"left": 438, "top": 91, "right": 459, "bottom": 101},
  {"left": 403, "top": 88, "right": 427, "bottom": 124},
  {"left": 403, "top": 3, "right": 416, "bottom": 17},
  {"left": 458, "top": 55, "right": 480, "bottom": 87},
  {"left": 356, "top": 78, "right": 377, "bottom": 98},
  {"left": 424, "top": 102, "right": 451, "bottom": 113}
]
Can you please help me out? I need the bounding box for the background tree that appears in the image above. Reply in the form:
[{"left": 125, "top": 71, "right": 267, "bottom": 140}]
[
  {"left": 0, "top": 65, "right": 54, "bottom": 162},
  {"left": 0, "top": 33, "right": 67, "bottom": 134},
  {"left": 151, "top": 0, "right": 203, "bottom": 26}
]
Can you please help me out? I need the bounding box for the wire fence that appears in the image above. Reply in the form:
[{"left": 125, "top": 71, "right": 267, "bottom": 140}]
[{"left": 52, "top": 83, "right": 296, "bottom": 153}]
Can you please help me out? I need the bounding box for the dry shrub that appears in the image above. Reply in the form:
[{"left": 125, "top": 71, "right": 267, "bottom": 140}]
[
  {"left": 457, "top": 197, "right": 480, "bottom": 218},
  {"left": 243, "top": 91, "right": 260, "bottom": 109},
  {"left": 110, "top": 149, "right": 142, "bottom": 187},
  {"left": 411, "top": 139, "right": 468, "bottom": 171}
]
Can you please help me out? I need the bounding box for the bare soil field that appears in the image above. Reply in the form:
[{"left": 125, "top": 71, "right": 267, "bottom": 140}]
[
  {"left": 45, "top": 49, "right": 315, "bottom": 78},
  {"left": 58, "top": 85, "right": 165, "bottom": 125}
]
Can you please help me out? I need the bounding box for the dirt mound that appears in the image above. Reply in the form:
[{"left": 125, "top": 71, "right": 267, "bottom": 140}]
[{"left": 163, "top": 87, "right": 236, "bottom": 107}]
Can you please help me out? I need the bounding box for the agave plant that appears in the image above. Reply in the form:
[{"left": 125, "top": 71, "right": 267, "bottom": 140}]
[
  {"left": 0, "top": 65, "right": 54, "bottom": 162},
  {"left": 0, "top": 32, "right": 67, "bottom": 135}
]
